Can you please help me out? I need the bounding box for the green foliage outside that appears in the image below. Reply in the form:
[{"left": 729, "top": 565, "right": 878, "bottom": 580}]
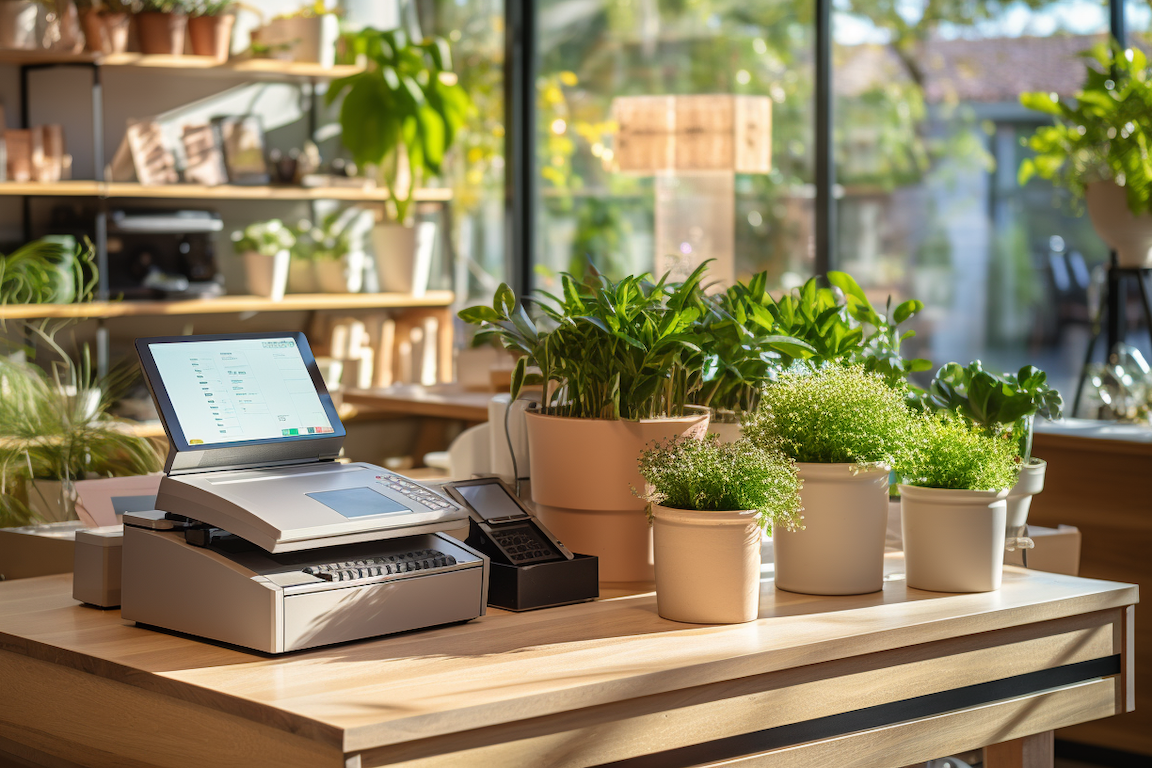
[
  {"left": 637, "top": 434, "right": 803, "bottom": 534},
  {"left": 230, "top": 219, "right": 295, "bottom": 257},
  {"left": 742, "top": 365, "right": 918, "bottom": 465},
  {"left": 896, "top": 412, "right": 1020, "bottom": 492},
  {"left": 329, "top": 28, "right": 471, "bottom": 224},
  {"left": 1020, "top": 43, "right": 1152, "bottom": 215}
]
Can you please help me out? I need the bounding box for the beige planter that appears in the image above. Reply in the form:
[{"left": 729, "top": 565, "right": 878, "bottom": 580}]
[
  {"left": 187, "top": 13, "right": 233, "bottom": 61},
  {"left": 1085, "top": 181, "right": 1152, "bottom": 268},
  {"left": 243, "top": 250, "right": 289, "bottom": 300},
  {"left": 94, "top": 12, "right": 129, "bottom": 53},
  {"left": 27, "top": 479, "right": 78, "bottom": 523},
  {"left": 526, "top": 408, "right": 710, "bottom": 582},
  {"left": 0, "top": 1, "right": 38, "bottom": 49},
  {"left": 653, "top": 505, "right": 761, "bottom": 623},
  {"left": 1005, "top": 459, "right": 1045, "bottom": 530},
  {"left": 314, "top": 259, "right": 352, "bottom": 293},
  {"left": 135, "top": 12, "right": 186, "bottom": 56},
  {"left": 706, "top": 418, "right": 741, "bottom": 443},
  {"left": 900, "top": 485, "right": 1009, "bottom": 593},
  {"left": 287, "top": 258, "right": 318, "bottom": 293},
  {"left": 371, "top": 221, "right": 435, "bottom": 295},
  {"left": 252, "top": 14, "right": 338, "bottom": 67},
  {"left": 773, "top": 463, "right": 889, "bottom": 595}
]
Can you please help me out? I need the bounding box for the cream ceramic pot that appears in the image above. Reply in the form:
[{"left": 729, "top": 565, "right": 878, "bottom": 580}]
[
  {"left": 652, "top": 505, "right": 762, "bottom": 624},
  {"left": 899, "top": 485, "right": 1009, "bottom": 593},
  {"left": 1005, "top": 459, "right": 1046, "bottom": 530},
  {"left": 243, "top": 251, "right": 289, "bottom": 301},
  {"left": 526, "top": 408, "right": 710, "bottom": 583},
  {"left": 1085, "top": 181, "right": 1152, "bottom": 267},
  {"left": 773, "top": 463, "right": 889, "bottom": 596}
]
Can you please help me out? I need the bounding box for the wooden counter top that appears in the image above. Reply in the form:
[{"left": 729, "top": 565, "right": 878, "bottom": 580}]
[{"left": 0, "top": 554, "right": 1138, "bottom": 767}]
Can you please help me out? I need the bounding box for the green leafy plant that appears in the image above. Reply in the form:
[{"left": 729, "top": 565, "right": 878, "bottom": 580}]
[
  {"left": 743, "top": 365, "right": 917, "bottom": 465},
  {"left": 0, "top": 237, "right": 96, "bottom": 307},
  {"left": 292, "top": 210, "right": 357, "bottom": 262},
  {"left": 273, "top": 1, "right": 335, "bottom": 19},
  {"left": 637, "top": 434, "right": 803, "bottom": 534},
  {"left": 189, "top": 1, "right": 232, "bottom": 16},
  {"left": 230, "top": 219, "right": 296, "bottom": 257},
  {"left": 136, "top": 0, "right": 189, "bottom": 13},
  {"left": 897, "top": 412, "right": 1020, "bottom": 492},
  {"left": 1019, "top": 42, "right": 1152, "bottom": 215},
  {"left": 925, "top": 361, "right": 1063, "bottom": 464},
  {"left": 689, "top": 271, "right": 816, "bottom": 415},
  {"left": 0, "top": 331, "right": 163, "bottom": 527},
  {"left": 328, "top": 28, "right": 471, "bottom": 225},
  {"left": 459, "top": 264, "right": 711, "bottom": 420}
]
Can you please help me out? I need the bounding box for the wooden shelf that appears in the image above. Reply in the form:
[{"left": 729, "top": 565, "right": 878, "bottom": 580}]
[
  {"left": 0, "top": 50, "right": 362, "bottom": 81},
  {"left": 0, "top": 181, "right": 452, "bottom": 202},
  {"left": 0, "top": 291, "right": 455, "bottom": 320}
]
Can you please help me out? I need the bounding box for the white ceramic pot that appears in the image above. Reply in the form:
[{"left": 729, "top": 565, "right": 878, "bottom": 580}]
[
  {"left": 706, "top": 419, "right": 742, "bottom": 443},
  {"left": 371, "top": 221, "right": 436, "bottom": 295},
  {"left": 0, "top": 1, "right": 38, "bottom": 49},
  {"left": 899, "top": 485, "right": 1009, "bottom": 593},
  {"left": 287, "top": 258, "right": 318, "bottom": 293},
  {"left": 526, "top": 408, "right": 710, "bottom": 582},
  {"left": 314, "top": 259, "right": 351, "bottom": 294},
  {"left": 243, "top": 250, "right": 289, "bottom": 301},
  {"left": 1005, "top": 459, "right": 1046, "bottom": 530},
  {"left": 773, "top": 463, "right": 889, "bottom": 595},
  {"left": 653, "top": 505, "right": 762, "bottom": 624},
  {"left": 1085, "top": 181, "right": 1152, "bottom": 268}
]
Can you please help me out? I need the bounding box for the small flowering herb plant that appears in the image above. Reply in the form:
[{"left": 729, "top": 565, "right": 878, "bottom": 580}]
[
  {"left": 637, "top": 434, "right": 803, "bottom": 534},
  {"left": 742, "top": 364, "right": 917, "bottom": 466},
  {"left": 897, "top": 413, "right": 1020, "bottom": 492}
]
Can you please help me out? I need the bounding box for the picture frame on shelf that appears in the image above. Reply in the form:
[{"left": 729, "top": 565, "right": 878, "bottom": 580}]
[
  {"left": 181, "top": 123, "right": 228, "bottom": 187},
  {"left": 214, "top": 115, "right": 270, "bottom": 185},
  {"left": 108, "top": 119, "right": 179, "bottom": 185}
]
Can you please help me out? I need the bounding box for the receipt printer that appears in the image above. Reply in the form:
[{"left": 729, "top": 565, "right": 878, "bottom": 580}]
[{"left": 121, "top": 332, "right": 489, "bottom": 653}]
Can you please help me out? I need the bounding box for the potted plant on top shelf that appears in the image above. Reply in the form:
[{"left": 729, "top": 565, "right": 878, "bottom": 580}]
[
  {"left": 923, "top": 360, "right": 1063, "bottom": 545},
  {"left": 77, "top": 1, "right": 132, "bottom": 54},
  {"left": 459, "top": 265, "right": 713, "bottom": 582},
  {"left": 135, "top": 0, "right": 189, "bottom": 56},
  {"left": 252, "top": 0, "right": 339, "bottom": 67},
  {"left": 329, "top": 27, "right": 471, "bottom": 294},
  {"left": 743, "top": 364, "right": 918, "bottom": 596},
  {"left": 896, "top": 413, "right": 1021, "bottom": 593},
  {"left": 187, "top": 1, "right": 233, "bottom": 61},
  {"left": 637, "top": 434, "right": 802, "bottom": 624},
  {"left": 1020, "top": 42, "right": 1152, "bottom": 267}
]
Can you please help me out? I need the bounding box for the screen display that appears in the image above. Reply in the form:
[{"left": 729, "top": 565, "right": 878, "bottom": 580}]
[
  {"left": 149, "top": 337, "right": 334, "bottom": 446},
  {"left": 456, "top": 482, "right": 527, "bottom": 522}
]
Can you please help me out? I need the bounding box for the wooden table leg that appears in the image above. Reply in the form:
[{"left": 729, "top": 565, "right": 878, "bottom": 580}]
[{"left": 984, "top": 731, "right": 1054, "bottom": 768}]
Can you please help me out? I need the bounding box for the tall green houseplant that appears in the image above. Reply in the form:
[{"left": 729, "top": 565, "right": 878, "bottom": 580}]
[{"left": 328, "top": 28, "right": 471, "bottom": 225}]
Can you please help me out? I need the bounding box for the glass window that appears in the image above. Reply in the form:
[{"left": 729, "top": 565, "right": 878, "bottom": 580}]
[
  {"left": 532, "top": 0, "right": 815, "bottom": 293},
  {"left": 831, "top": 0, "right": 1112, "bottom": 398}
]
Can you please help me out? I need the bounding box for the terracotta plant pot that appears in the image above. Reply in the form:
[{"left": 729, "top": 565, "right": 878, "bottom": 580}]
[
  {"left": 899, "top": 485, "right": 1009, "bottom": 593},
  {"left": 526, "top": 408, "right": 710, "bottom": 582},
  {"left": 98, "top": 12, "right": 130, "bottom": 53},
  {"left": 1085, "top": 180, "right": 1152, "bottom": 268},
  {"left": 187, "top": 13, "right": 233, "bottom": 61},
  {"left": 773, "top": 463, "right": 889, "bottom": 595},
  {"left": 243, "top": 251, "right": 289, "bottom": 301},
  {"left": 653, "top": 505, "right": 762, "bottom": 624},
  {"left": 135, "top": 11, "right": 186, "bottom": 56}
]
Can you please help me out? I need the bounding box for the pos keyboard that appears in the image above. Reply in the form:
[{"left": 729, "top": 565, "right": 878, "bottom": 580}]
[{"left": 302, "top": 548, "right": 457, "bottom": 583}]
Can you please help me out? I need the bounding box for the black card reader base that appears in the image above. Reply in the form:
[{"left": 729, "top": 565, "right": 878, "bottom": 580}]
[{"left": 487, "top": 553, "right": 599, "bottom": 612}]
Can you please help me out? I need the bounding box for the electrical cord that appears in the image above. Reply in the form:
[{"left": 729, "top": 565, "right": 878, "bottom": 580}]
[{"left": 504, "top": 396, "right": 536, "bottom": 498}]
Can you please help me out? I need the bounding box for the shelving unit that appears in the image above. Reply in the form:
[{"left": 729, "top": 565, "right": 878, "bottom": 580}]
[{"left": 3, "top": 51, "right": 458, "bottom": 379}]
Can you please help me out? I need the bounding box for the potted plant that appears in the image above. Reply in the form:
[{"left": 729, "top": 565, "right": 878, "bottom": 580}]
[
  {"left": 1, "top": 236, "right": 96, "bottom": 306},
  {"left": 896, "top": 413, "right": 1020, "bottom": 593},
  {"left": 459, "top": 266, "right": 712, "bottom": 582},
  {"left": 1020, "top": 43, "right": 1152, "bottom": 267},
  {"left": 77, "top": 1, "right": 131, "bottom": 54},
  {"left": 251, "top": 1, "right": 338, "bottom": 67},
  {"left": 230, "top": 219, "right": 293, "bottom": 301},
  {"left": 0, "top": 335, "right": 163, "bottom": 526},
  {"left": 293, "top": 210, "right": 361, "bottom": 294},
  {"left": 637, "top": 435, "right": 802, "bottom": 623},
  {"left": 186, "top": 1, "right": 232, "bottom": 61},
  {"left": 924, "top": 361, "right": 1063, "bottom": 544},
  {"left": 743, "top": 364, "right": 916, "bottom": 595},
  {"left": 328, "top": 28, "right": 470, "bottom": 293},
  {"left": 0, "top": 0, "right": 38, "bottom": 50},
  {"left": 135, "top": 0, "right": 188, "bottom": 56}
]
